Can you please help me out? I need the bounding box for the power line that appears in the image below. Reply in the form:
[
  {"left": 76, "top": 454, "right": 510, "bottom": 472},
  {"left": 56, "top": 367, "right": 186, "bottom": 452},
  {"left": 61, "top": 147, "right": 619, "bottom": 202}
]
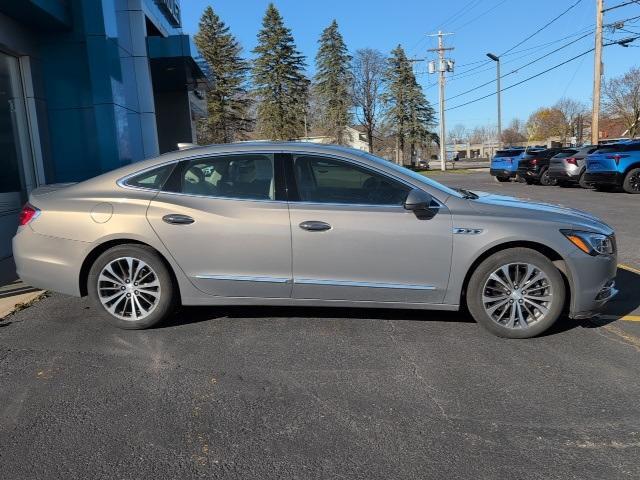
[
  {"left": 445, "top": 37, "right": 639, "bottom": 111},
  {"left": 448, "top": 0, "right": 510, "bottom": 31},
  {"left": 446, "top": 30, "right": 593, "bottom": 100},
  {"left": 603, "top": 0, "right": 640, "bottom": 12},
  {"left": 500, "top": 0, "right": 585, "bottom": 56}
]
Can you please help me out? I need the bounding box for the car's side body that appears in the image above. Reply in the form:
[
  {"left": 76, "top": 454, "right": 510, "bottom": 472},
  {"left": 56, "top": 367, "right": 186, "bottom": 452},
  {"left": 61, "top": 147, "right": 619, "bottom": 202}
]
[
  {"left": 548, "top": 146, "right": 598, "bottom": 184},
  {"left": 584, "top": 141, "right": 640, "bottom": 191},
  {"left": 13, "top": 142, "right": 617, "bottom": 323},
  {"left": 516, "top": 148, "right": 564, "bottom": 183}
]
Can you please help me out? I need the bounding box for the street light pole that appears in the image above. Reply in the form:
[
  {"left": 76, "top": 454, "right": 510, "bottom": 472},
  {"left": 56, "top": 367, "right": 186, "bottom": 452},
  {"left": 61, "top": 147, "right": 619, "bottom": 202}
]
[{"left": 487, "top": 53, "right": 501, "bottom": 146}]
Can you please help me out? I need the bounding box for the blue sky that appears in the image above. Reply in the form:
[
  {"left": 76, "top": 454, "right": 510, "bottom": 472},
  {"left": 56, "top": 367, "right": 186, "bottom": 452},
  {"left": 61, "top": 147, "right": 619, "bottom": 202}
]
[{"left": 181, "top": 0, "right": 640, "bottom": 130}]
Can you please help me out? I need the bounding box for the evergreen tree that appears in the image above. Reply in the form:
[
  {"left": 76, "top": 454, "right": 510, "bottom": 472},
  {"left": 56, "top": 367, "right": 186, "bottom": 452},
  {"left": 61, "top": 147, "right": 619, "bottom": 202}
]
[
  {"left": 194, "top": 6, "right": 251, "bottom": 144},
  {"left": 314, "top": 20, "right": 352, "bottom": 144},
  {"left": 252, "top": 4, "right": 309, "bottom": 140},
  {"left": 383, "top": 45, "right": 435, "bottom": 165}
]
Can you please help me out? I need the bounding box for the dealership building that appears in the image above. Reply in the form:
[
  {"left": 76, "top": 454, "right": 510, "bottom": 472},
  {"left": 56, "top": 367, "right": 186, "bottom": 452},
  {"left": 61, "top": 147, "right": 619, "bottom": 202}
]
[{"left": 0, "top": 0, "right": 205, "bottom": 262}]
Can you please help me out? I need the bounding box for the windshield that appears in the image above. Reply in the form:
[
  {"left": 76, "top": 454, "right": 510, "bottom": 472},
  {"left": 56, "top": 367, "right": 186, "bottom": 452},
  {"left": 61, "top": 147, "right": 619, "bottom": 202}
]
[{"left": 355, "top": 151, "right": 464, "bottom": 198}]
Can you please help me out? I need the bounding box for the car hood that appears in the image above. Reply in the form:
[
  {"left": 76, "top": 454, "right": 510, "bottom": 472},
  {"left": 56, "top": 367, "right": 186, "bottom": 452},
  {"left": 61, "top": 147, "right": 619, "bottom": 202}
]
[{"left": 469, "top": 191, "right": 614, "bottom": 235}]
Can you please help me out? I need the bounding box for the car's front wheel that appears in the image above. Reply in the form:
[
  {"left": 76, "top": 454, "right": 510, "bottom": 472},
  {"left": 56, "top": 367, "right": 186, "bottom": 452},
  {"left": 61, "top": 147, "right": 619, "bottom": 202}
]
[
  {"left": 87, "top": 244, "right": 176, "bottom": 329},
  {"left": 466, "top": 248, "right": 566, "bottom": 338}
]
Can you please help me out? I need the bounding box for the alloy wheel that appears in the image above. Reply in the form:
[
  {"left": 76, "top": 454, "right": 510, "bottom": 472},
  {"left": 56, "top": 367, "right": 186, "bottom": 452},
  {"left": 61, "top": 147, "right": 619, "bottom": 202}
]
[
  {"left": 97, "top": 256, "right": 161, "bottom": 321},
  {"left": 482, "top": 263, "right": 552, "bottom": 329},
  {"left": 629, "top": 171, "right": 640, "bottom": 192}
]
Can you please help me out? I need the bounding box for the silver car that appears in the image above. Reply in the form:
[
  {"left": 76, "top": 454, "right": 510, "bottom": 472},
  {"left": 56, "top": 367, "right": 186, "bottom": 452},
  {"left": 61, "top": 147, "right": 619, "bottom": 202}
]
[
  {"left": 548, "top": 145, "right": 599, "bottom": 188},
  {"left": 12, "top": 143, "right": 618, "bottom": 338}
]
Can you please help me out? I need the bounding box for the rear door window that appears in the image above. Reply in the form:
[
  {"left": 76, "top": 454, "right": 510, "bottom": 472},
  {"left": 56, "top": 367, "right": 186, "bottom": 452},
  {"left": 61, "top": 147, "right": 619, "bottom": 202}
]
[{"left": 165, "top": 154, "right": 275, "bottom": 200}]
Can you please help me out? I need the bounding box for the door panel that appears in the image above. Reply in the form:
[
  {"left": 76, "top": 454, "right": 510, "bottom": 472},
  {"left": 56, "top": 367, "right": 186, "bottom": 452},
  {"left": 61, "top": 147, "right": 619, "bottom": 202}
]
[
  {"left": 286, "top": 154, "right": 453, "bottom": 303},
  {"left": 289, "top": 204, "right": 452, "bottom": 303},
  {"left": 146, "top": 153, "right": 291, "bottom": 298},
  {"left": 148, "top": 194, "right": 292, "bottom": 297}
]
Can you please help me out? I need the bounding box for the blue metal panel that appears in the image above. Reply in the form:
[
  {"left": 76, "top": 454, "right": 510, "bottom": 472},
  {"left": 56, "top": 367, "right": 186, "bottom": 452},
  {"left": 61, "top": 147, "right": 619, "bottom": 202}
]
[{"left": 0, "top": 0, "right": 71, "bottom": 30}]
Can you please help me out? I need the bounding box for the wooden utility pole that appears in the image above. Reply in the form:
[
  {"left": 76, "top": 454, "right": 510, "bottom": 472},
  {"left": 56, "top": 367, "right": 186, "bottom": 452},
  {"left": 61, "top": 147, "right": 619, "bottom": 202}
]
[
  {"left": 428, "top": 32, "right": 454, "bottom": 171},
  {"left": 591, "top": 0, "right": 604, "bottom": 145}
]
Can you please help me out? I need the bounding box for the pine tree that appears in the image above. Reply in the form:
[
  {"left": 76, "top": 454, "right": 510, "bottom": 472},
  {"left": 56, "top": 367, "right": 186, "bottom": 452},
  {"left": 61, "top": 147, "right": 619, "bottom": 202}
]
[
  {"left": 314, "top": 20, "right": 352, "bottom": 144},
  {"left": 384, "top": 45, "right": 435, "bottom": 164},
  {"left": 252, "top": 4, "right": 309, "bottom": 140},
  {"left": 194, "top": 6, "right": 251, "bottom": 144}
]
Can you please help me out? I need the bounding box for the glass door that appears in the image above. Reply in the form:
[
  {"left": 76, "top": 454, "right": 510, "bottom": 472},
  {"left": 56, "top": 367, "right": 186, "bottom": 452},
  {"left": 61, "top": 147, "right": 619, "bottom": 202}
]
[{"left": 0, "top": 52, "right": 34, "bottom": 260}]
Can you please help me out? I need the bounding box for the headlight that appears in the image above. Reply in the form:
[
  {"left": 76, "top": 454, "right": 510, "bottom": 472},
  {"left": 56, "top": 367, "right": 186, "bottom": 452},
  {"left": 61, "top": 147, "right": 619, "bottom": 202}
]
[{"left": 561, "top": 230, "right": 615, "bottom": 256}]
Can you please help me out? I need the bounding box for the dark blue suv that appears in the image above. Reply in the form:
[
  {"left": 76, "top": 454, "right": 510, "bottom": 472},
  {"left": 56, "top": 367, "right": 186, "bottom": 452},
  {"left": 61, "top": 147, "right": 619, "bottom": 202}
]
[{"left": 584, "top": 140, "right": 640, "bottom": 193}]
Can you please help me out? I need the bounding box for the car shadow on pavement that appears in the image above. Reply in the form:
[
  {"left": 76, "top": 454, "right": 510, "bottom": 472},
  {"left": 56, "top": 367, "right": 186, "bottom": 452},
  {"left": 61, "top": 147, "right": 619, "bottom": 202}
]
[
  {"left": 160, "top": 305, "right": 475, "bottom": 329},
  {"left": 158, "top": 267, "right": 640, "bottom": 334}
]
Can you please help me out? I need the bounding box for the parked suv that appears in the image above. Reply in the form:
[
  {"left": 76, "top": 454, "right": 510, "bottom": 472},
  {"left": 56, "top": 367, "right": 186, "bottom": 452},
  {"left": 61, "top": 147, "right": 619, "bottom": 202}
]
[
  {"left": 584, "top": 140, "right": 640, "bottom": 193},
  {"left": 516, "top": 148, "right": 564, "bottom": 185},
  {"left": 490, "top": 148, "right": 525, "bottom": 182},
  {"left": 548, "top": 145, "right": 599, "bottom": 188}
]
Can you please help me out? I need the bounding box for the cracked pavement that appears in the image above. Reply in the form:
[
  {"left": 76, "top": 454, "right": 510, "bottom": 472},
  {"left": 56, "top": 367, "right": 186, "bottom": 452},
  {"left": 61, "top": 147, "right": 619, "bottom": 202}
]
[{"left": 1, "top": 172, "right": 639, "bottom": 479}]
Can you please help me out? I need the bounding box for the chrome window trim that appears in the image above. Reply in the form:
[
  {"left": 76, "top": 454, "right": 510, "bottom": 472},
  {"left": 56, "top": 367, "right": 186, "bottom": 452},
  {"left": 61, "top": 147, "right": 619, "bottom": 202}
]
[
  {"left": 194, "top": 274, "right": 291, "bottom": 283},
  {"left": 116, "top": 149, "right": 447, "bottom": 209},
  {"left": 293, "top": 278, "right": 436, "bottom": 290}
]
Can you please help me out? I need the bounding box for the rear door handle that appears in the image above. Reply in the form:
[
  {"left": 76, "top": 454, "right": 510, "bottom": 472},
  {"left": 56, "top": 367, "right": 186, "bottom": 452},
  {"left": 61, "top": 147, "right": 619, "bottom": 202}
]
[
  {"left": 299, "top": 220, "right": 331, "bottom": 232},
  {"left": 162, "top": 214, "right": 195, "bottom": 225}
]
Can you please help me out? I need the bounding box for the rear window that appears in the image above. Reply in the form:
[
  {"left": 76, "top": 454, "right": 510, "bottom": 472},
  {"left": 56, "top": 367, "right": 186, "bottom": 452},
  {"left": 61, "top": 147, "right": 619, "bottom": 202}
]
[
  {"left": 594, "top": 144, "right": 626, "bottom": 154},
  {"left": 494, "top": 149, "right": 523, "bottom": 158},
  {"left": 124, "top": 164, "right": 175, "bottom": 190},
  {"left": 554, "top": 150, "right": 578, "bottom": 158},
  {"left": 625, "top": 143, "right": 640, "bottom": 152}
]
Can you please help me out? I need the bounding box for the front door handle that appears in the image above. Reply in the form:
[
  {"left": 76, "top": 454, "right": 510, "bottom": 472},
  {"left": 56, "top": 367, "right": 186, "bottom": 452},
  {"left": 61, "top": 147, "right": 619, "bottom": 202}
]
[
  {"left": 299, "top": 220, "right": 331, "bottom": 232},
  {"left": 163, "top": 214, "right": 195, "bottom": 225}
]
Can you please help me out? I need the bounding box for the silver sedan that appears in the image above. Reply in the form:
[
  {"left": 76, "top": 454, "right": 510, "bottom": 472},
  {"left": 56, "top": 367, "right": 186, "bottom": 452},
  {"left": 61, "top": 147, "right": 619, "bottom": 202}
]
[{"left": 13, "top": 143, "right": 618, "bottom": 338}]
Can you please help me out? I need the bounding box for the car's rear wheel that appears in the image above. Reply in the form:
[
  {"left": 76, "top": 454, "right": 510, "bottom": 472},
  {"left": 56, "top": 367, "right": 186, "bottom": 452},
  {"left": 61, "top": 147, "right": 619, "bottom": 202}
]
[
  {"left": 466, "top": 248, "right": 565, "bottom": 338},
  {"left": 494, "top": 176, "right": 510, "bottom": 183},
  {"left": 622, "top": 167, "right": 640, "bottom": 194},
  {"left": 539, "top": 168, "right": 556, "bottom": 186},
  {"left": 88, "top": 244, "right": 176, "bottom": 329}
]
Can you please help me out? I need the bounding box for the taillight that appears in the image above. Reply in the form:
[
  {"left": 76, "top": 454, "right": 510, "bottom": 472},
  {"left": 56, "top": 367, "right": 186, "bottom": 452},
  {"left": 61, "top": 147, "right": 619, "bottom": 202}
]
[
  {"left": 566, "top": 157, "right": 578, "bottom": 165},
  {"left": 605, "top": 154, "right": 629, "bottom": 165},
  {"left": 18, "top": 203, "right": 40, "bottom": 226},
  {"left": 530, "top": 158, "right": 538, "bottom": 165}
]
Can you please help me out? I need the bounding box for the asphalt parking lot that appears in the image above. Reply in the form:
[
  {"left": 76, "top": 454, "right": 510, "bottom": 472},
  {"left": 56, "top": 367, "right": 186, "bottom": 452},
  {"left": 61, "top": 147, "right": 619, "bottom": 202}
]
[{"left": 1, "top": 171, "right": 639, "bottom": 479}]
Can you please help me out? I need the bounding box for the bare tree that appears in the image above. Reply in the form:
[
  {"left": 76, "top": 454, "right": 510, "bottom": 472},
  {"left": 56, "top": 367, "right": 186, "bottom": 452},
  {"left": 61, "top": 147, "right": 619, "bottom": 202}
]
[
  {"left": 554, "top": 98, "right": 588, "bottom": 143},
  {"left": 603, "top": 67, "right": 640, "bottom": 138},
  {"left": 501, "top": 118, "right": 527, "bottom": 145},
  {"left": 469, "top": 124, "right": 498, "bottom": 144},
  {"left": 448, "top": 124, "right": 469, "bottom": 144},
  {"left": 352, "top": 48, "right": 386, "bottom": 153}
]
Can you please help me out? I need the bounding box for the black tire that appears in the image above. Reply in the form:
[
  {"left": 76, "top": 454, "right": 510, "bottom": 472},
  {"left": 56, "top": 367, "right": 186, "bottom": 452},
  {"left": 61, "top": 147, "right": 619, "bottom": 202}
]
[
  {"left": 539, "top": 168, "right": 556, "bottom": 186},
  {"left": 524, "top": 178, "right": 535, "bottom": 185},
  {"left": 466, "top": 248, "right": 565, "bottom": 339},
  {"left": 578, "top": 171, "right": 592, "bottom": 189},
  {"left": 494, "top": 176, "right": 510, "bottom": 183},
  {"left": 622, "top": 167, "right": 640, "bottom": 194},
  {"left": 87, "top": 244, "right": 176, "bottom": 329}
]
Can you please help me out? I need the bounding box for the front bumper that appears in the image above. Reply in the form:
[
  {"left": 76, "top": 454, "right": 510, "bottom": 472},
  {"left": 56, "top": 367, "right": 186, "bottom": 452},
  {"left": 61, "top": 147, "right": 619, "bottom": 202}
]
[
  {"left": 583, "top": 171, "right": 623, "bottom": 186},
  {"left": 565, "top": 249, "right": 618, "bottom": 319}
]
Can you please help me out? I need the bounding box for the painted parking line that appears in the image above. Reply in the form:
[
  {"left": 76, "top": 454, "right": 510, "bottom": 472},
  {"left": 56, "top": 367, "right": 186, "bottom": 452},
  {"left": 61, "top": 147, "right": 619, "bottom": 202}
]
[
  {"left": 618, "top": 263, "right": 640, "bottom": 275},
  {"left": 599, "top": 315, "right": 640, "bottom": 322}
]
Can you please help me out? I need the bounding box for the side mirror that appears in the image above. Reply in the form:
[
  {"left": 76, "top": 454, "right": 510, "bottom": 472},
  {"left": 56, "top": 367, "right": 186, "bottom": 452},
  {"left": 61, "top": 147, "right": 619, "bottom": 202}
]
[{"left": 404, "top": 189, "right": 437, "bottom": 219}]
